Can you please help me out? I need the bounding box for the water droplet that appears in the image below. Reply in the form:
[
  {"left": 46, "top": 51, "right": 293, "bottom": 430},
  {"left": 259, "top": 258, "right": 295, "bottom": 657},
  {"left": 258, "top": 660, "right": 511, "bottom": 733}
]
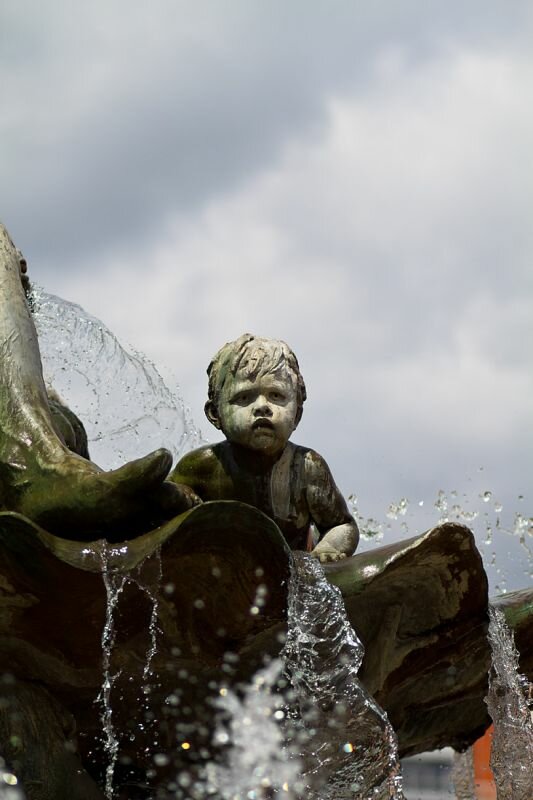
[
  {"left": 434, "top": 490, "right": 448, "bottom": 517},
  {"left": 165, "top": 693, "right": 179, "bottom": 707}
]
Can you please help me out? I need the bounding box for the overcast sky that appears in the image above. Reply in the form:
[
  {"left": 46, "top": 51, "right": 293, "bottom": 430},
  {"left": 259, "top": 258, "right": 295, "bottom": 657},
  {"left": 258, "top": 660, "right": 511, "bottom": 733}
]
[{"left": 2, "top": 1, "right": 532, "bottom": 589}]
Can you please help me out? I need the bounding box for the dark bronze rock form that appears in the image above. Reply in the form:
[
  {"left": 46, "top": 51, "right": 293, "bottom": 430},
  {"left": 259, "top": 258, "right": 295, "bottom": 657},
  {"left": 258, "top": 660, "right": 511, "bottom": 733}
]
[
  {"left": 0, "top": 503, "right": 532, "bottom": 798},
  {"left": 327, "top": 522, "right": 492, "bottom": 756}
]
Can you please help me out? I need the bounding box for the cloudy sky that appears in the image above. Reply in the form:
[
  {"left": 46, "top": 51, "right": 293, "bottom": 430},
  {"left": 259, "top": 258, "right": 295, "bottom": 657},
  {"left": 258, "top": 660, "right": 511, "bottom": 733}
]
[{"left": 2, "top": 2, "right": 532, "bottom": 588}]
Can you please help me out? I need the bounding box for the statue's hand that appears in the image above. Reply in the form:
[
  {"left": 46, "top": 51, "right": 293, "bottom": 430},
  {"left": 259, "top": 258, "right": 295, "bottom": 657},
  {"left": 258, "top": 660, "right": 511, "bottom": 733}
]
[
  {"left": 310, "top": 544, "right": 348, "bottom": 564},
  {"left": 177, "top": 483, "right": 203, "bottom": 509},
  {"left": 155, "top": 481, "right": 203, "bottom": 515}
]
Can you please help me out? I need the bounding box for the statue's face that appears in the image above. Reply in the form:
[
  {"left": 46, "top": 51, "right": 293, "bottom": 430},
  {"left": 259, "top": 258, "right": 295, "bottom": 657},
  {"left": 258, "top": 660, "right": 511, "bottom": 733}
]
[{"left": 215, "top": 368, "right": 299, "bottom": 456}]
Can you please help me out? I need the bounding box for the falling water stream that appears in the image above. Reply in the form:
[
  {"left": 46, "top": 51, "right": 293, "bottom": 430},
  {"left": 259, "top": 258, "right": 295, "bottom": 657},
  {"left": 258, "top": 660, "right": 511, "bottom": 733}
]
[
  {"left": 97, "top": 545, "right": 128, "bottom": 800},
  {"left": 485, "top": 606, "right": 533, "bottom": 798},
  {"left": 79, "top": 542, "right": 164, "bottom": 800},
  {"left": 281, "top": 553, "right": 403, "bottom": 800},
  {"left": 451, "top": 607, "right": 533, "bottom": 800}
]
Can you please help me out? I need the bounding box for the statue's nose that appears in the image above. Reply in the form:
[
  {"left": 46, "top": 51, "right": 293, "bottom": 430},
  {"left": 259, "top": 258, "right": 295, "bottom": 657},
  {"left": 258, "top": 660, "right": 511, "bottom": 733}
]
[{"left": 253, "top": 398, "right": 272, "bottom": 416}]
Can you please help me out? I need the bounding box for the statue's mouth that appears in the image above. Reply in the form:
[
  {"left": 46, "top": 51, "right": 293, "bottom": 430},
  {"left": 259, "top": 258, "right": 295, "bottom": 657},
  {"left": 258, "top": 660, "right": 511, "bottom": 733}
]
[{"left": 252, "top": 418, "right": 274, "bottom": 430}]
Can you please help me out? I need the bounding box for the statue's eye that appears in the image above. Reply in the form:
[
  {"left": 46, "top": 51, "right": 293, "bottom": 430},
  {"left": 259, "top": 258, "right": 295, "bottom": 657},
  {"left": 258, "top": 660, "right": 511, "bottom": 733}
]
[
  {"left": 270, "top": 391, "right": 285, "bottom": 402},
  {"left": 232, "top": 392, "right": 250, "bottom": 404}
]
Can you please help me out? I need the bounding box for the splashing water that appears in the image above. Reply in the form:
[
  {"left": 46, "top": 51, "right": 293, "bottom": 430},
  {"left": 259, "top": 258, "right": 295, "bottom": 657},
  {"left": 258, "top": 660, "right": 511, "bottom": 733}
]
[
  {"left": 350, "top": 487, "right": 532, "bottom": 594},
  {"left": 205, "top": 660, "right": 302, "bottom": 799},
  {"left": 30, "top": 286, "right": 201, "bottom": 468},
  {"left": 282, "top": 553, "right": 403, "bottom": 800},
  {"left": 188, "top": 554, "right": 403, "bottom": 800},
  {"left": 348, "top": 496, "right": 385, "bottom": 543},
  {"left": 486, "top": 605, "right": 533, "bottom": 799},
  {"left": 386, "top": 498, "right": 409, "bottom": 521}
]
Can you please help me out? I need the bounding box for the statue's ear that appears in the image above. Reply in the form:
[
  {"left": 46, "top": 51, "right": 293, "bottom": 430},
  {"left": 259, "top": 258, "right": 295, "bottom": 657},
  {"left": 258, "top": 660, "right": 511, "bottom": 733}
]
[
  {"left": 204, "top": 400, "right": 222, "bottom": 430},
  {"left": 293, "top": 406, "right": 303, "bottom": 429}
]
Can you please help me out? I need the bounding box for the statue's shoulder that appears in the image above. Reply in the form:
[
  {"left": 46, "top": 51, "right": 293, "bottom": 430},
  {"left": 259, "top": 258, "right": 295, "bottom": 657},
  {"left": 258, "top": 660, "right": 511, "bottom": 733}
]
[
  {"left": 289, "top": 443, "right": 329, "bottom": 474},
  {"left": 172, "top": 442, "right": 227, "bottom": 482},
  {"left": 288, "top": 444, "right": 341, "bottom": 495},
  {"left": 171, "top": 442, "right": 231, "bottom": 500}
]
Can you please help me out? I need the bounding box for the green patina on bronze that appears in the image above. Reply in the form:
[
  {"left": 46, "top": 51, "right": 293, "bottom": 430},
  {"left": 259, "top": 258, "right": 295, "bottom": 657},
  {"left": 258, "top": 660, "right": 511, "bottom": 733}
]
[{"left": 0, "top": 223, "right": 197, "bottom": 542}]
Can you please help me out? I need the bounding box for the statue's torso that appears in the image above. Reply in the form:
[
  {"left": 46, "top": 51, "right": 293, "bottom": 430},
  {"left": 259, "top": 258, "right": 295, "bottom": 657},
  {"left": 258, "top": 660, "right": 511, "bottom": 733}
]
[{"left": 172, "top": 441, "right": 313, "bottom": 549}]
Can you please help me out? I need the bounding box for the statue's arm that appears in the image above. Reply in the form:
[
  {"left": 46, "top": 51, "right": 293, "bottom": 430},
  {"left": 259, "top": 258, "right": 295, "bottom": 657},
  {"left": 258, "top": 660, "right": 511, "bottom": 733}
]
[{"left": 304, "top": 450, "right": 359, "bottom": 562}]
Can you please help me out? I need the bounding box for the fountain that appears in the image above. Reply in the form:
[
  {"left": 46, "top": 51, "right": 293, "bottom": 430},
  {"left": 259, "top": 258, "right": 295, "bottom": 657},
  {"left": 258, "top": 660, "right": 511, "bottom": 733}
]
[{"left": 0, "top": 222, "right": 532, "bottom": 799}]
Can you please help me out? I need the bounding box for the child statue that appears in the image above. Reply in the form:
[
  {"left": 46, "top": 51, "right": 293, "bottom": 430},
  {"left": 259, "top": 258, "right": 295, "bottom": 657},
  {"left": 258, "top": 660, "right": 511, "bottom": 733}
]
[{"left": 171, "top": 334, "right": 359, "bottom": 562}]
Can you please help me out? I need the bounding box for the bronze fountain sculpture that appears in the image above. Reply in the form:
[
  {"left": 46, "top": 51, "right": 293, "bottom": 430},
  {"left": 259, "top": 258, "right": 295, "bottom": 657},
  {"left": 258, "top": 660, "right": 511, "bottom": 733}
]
[{"left": 0, "top": 222, "right": 531, "bottom": 799}]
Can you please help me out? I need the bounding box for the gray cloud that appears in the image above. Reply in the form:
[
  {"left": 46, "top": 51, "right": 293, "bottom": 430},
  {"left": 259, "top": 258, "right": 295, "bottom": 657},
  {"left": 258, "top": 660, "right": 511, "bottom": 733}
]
[{"left": 3, "top": 1, "right": 532, "bottom": 266}]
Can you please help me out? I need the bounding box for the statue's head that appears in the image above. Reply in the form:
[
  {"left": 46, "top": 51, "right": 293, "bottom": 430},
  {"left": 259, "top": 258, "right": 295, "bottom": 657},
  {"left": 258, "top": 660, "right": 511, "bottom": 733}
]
[{"left": 205, "top": 334, "right": 307, "bottom": 456}]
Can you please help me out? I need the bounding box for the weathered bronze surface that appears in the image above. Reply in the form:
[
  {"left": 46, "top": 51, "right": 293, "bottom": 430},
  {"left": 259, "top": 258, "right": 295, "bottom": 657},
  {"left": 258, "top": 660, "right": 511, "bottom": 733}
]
[{"left": 0, "top": 221, "right": 531, "bottom": 798}]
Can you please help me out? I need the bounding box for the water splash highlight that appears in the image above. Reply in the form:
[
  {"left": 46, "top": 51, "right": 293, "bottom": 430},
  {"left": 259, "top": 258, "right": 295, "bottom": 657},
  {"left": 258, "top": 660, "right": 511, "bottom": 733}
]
[
  {"left": 282, "top": 553, "right": 403, "bottom": 799},
  {"left": 30, "top": 286, "right": 201, "bottom": 469},
  {"left": 206, "top": 660, "right": 302, "bottom": 799}
]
